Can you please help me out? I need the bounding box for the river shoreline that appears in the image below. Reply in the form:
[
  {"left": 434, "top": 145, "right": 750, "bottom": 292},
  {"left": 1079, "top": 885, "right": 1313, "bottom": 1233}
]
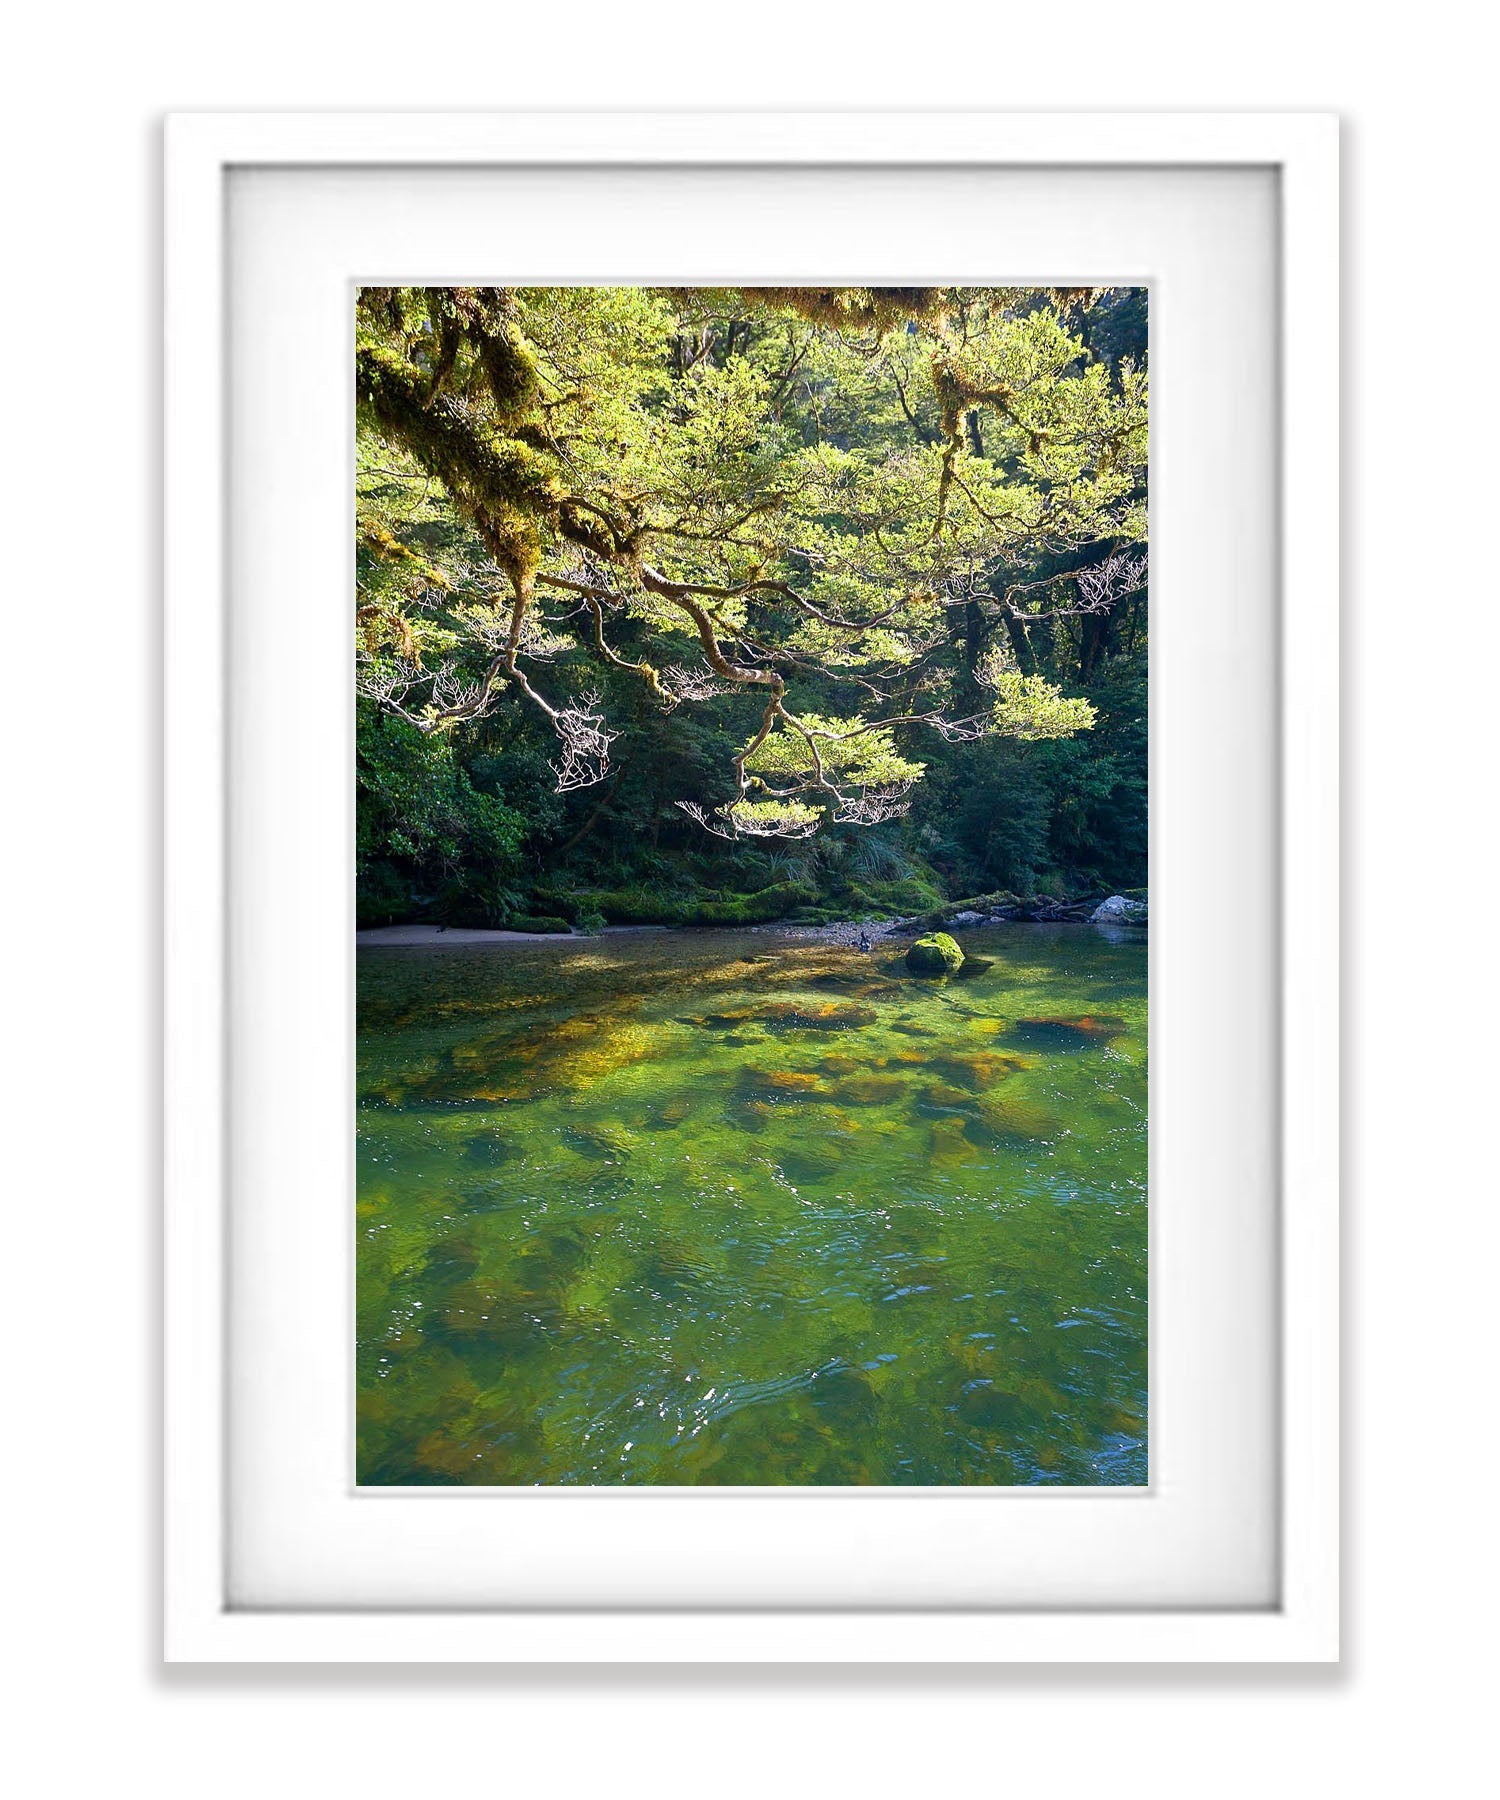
[{"left": 356, "top": 911, "right": 1145, "bottom": 950}]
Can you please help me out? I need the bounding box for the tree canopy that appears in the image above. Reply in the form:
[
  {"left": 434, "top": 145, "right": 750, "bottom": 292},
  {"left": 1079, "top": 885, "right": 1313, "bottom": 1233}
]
[{"left": 355, "top": 285, "right": 1148, "bottom": 928}]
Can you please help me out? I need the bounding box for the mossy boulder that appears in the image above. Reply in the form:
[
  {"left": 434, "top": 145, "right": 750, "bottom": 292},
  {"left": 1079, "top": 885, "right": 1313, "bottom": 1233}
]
[
  {"left": 906, "top": 932, "right": 964, "bottom": 976},
  {"left": 507, "top": 913, "right": 573, "bottom": 934}
]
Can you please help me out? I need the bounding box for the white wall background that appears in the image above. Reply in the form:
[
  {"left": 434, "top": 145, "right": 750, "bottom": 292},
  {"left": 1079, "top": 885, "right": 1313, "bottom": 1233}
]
[{"left": 4, "top": 5, "right": 1492, "bottom": 1793}]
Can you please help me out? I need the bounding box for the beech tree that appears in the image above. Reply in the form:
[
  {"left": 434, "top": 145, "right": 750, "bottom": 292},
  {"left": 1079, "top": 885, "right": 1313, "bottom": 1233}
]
[{"left": 355, "top": 285, "right": 1147, "bottom": 840}]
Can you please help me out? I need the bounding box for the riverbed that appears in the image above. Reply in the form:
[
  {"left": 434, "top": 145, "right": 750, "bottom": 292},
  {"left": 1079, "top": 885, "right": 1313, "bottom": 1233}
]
[{"left": 356, "top": 923, "right": 1147, "bottom": 1485}]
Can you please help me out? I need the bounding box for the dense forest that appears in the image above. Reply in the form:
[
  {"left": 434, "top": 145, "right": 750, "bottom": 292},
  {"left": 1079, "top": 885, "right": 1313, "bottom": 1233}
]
[{"left": 355, "top": 285, "right": 1148, "bottom": 932}]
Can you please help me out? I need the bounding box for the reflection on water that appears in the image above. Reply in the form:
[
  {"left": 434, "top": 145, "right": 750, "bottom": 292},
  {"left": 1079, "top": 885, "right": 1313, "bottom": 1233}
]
[{"left": 356, "top": 924, "right": 1147, "bottom": 1485}]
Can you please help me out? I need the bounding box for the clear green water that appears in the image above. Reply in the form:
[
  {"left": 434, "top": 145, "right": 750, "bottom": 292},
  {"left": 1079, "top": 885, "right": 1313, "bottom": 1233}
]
[{"left": 356, "top": 924, "right": 1147, "bottom": 1485}]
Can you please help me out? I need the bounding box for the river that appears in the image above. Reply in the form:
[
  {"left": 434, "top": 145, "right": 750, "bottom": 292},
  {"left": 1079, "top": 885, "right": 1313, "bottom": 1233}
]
[{"left": 356, "top": 922, "right": 1147, "bottom": 1485}]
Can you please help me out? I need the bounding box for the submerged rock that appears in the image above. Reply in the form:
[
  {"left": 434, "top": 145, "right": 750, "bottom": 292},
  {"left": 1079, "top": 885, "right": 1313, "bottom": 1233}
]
[
  {"left": 775, "top": 1148, "right": 841, "bottom": 1186},
  {"left": 1009, "top": 1014, "right": 1127, "bottom": 1050},
  {"left": 398, "top": 1010, "right": 652, "bottom": 1107},
  {"left": 928, "top": 1050, "right": 1033, "bottom": 1091},
  {"left": 735, "top": 1066, "right": 823, "bottom": 1106},
  {"left": 462, "top": 1129, "right": 523, "bottom": 1165},
  {"left": 759, "top": 1067, "right": 822, "bottom": 1092},
  {"left": 563, "top": 1123, "right": 637, "bottom": 1161},
  {"left": 915, "top": 1083, "right": 980, "bottom": 1117},
  {"left": 906, "top": 932, "right": 964, "bottom": 976},
  {"left": 806, "top": 969, "right": 894, "bottom": 997},
  {"left": 687, "top": 999, "right": 877, "bottom": 1033},
  {"left": 810, "top": 1365, "right": 880, "bottom": 1428},
  {"left": 928, "top": 1116, "right": 980, "bottom": 1166},
  {"left": 830, "top": 1074, "right": 907, "bottom": 1106},
  {"left": 972, "top": 1095, "right": 1065, "bottom": 1142},
  {"left": 725, "top": 1096, "right": 775, "bottom": 1134}
]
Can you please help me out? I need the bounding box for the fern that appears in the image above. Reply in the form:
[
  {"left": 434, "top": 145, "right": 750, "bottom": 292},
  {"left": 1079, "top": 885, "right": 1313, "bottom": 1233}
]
[{"left": 848, "top": 835, "right": 912, "bottom": 881}]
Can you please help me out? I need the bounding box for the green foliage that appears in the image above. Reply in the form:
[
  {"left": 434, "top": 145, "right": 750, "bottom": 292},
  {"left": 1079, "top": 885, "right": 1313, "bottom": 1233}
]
[
  {"left": 717, "top": 799, "right": 823, "bottom": 838},
  {"left": 847, "top": 874, "right": 946, "bottom": 916},
  {"left": 356, "top": 708, "right": 526, "bottom": 926},
  {"left": 745, "top": 714, "right": 926, "bottom": 789},
  {"left": 981, "top": 663, "right": 1098, "bottom": 740},
  {"left": 920, "top": 651, "right": 1146, "bottom": 895},
  {"left": 579, "top": 880, "right": 816, "bottom": 928},
  {"left": 354, "top": 285, "right": 1148, "bottom": 924},
  {"left": 846, "top": 834, "right": 915, "bottom": 882}
]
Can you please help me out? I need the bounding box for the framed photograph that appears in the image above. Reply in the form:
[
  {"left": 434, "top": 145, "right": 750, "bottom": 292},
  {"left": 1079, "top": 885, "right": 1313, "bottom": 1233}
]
[{"left": 165, "top": 111, "right": 1338, "bottom": 1662}]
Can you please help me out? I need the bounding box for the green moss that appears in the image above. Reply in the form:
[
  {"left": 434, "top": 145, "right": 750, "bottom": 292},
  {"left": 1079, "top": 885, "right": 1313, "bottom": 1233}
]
[
  {"left": 580, "top": 881, "right": 815, "bottom": 928},
  {"left": 907, "top": 932, "right": 965, "bottom": 976},
  {"left": 506, "top": 913, "right": 573, "bottom": 935},
  {"left": 912, "top": 892, "right": 1025, "bottom": 929},
  {"left": 355, "top": 341, "right": 557, "bottom": 586},
  {"left": 849, "top": 875, "right": 946, "bottom": 916},
  {"left": 475, "top": 316, "right": 541, "bottom": 423},
  {"left": 786, "top": 905, "right": 847, "bottom": 925}
]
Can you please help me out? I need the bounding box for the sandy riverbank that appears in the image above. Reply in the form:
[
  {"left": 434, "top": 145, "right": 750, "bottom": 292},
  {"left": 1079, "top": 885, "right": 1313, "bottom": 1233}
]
[{"left": 355, "top": 923, "right": 668, "bottom": 946}]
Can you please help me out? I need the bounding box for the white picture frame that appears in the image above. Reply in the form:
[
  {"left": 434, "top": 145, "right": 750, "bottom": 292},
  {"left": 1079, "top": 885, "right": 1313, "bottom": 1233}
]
[{"left": 165, "top": 111, "right": 1338, "bottom": 1663}]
